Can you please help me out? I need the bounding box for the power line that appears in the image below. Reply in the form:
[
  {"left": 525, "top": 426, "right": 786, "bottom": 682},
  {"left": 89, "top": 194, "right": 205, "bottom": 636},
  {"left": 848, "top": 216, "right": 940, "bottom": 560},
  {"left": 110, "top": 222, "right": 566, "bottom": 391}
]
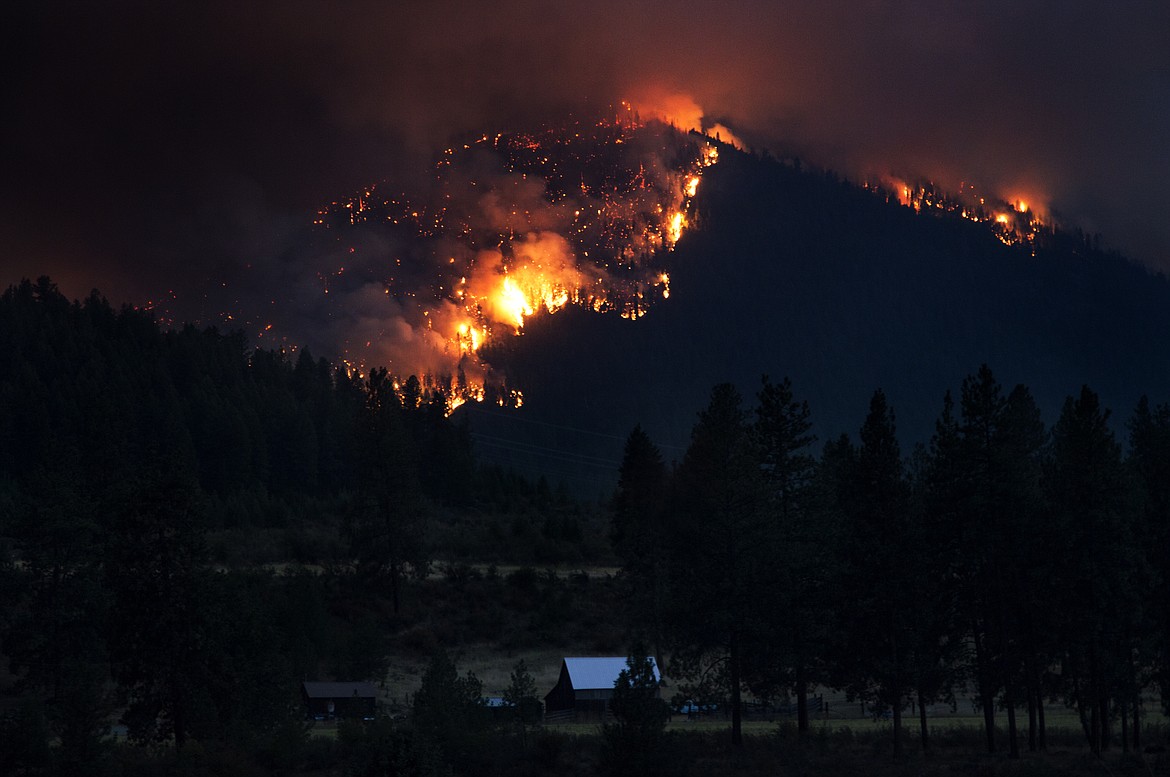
[
  {"left": 469, "top": 435, "right": 622, "bottom": 470},
  {"left": 463, "top": 404, "right": 686, "bottom": 452},
  {"left": 473, "top": 455, "right": 615, "bottom": 491},
  {"left": 468, "top": 432, "right": 622, "bottom": 466}
]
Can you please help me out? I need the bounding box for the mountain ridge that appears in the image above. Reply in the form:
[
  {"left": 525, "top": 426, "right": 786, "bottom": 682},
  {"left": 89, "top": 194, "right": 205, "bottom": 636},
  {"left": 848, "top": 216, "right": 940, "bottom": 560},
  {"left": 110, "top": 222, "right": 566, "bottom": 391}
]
[{"left": 466, "top": 142, "right": 1170, "bottom": 495}]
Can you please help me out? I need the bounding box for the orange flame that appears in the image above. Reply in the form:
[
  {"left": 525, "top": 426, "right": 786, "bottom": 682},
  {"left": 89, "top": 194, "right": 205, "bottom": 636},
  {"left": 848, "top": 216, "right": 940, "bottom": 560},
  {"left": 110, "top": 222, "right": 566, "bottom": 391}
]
[{"left": 312, "top": 101, "right": 722, "bottom": 413}]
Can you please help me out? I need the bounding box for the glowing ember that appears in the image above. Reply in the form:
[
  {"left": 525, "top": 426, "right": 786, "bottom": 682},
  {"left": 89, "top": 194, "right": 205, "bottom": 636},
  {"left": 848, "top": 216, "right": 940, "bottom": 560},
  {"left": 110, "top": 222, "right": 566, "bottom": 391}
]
[
  {"left": 311, "top": 103, "right": 723, "bottom": 412},
  {"left": 867, "top": 175, "right": 1051, "bottom": 254}
]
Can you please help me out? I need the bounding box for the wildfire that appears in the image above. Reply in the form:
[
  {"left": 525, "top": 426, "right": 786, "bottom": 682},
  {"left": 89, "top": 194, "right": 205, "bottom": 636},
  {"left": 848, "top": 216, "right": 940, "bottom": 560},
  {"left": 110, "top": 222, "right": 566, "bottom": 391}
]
[
  {"left": 456, "top": 322, "right": 485, "bottom": 354},
  {"left": 667, "top": 211, "right": 687, "bottom": 245},
  {"left": 311, "top": 103, "right": 723, "bottom": 412},
  {"left": 497, "top": 276, "right": 536, "bottom": 331},
  {"left": 870, "top": 176, "right": 1050, "bottom": 254}
]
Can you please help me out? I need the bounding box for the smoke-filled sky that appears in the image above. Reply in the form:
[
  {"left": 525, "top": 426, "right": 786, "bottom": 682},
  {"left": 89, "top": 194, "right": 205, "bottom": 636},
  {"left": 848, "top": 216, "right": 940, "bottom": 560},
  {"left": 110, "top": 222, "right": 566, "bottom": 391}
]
[{"left": 4, "top": 0, "right": 1169, "bottom": 317}]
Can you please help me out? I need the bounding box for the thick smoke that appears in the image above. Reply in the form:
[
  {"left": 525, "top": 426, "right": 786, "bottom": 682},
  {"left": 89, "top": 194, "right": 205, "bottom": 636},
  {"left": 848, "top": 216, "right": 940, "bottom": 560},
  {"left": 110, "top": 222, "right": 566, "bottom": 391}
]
[
  {"left": 3, "top": 0, "right": 1168, "bottom": 326},
  {"left": 206, "top": 114, "right": 700, "bottom": 391}
]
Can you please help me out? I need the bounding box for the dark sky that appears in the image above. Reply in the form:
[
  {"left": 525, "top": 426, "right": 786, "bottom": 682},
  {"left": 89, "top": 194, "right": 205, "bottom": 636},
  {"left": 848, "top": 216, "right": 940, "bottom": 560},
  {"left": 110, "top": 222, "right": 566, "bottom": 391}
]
[{"left": 4, "top": 0, "right": 1169, "bottom": 311}]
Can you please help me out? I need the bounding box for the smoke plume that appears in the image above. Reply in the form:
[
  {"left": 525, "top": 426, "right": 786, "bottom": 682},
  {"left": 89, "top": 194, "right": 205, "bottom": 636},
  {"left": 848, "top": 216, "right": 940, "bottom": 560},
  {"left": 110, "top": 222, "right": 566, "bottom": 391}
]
[{"left": 4, "top": 0, "right": 1167, "bottom": 343}]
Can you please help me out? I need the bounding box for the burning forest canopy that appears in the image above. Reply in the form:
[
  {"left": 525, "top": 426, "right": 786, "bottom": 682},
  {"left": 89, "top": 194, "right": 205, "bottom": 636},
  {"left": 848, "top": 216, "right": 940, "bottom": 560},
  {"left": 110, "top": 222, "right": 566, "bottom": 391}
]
[
  {"left": 202, "top": 97, "right": 1092, "bottom": 420},
  {"left": 267, "top": 106, "right": 721, "bottom": 412}
]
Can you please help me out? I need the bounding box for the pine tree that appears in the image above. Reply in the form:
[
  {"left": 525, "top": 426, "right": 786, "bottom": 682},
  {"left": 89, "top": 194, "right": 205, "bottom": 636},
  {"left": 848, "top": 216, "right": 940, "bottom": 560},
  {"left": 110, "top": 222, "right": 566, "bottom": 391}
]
[
  {"left": 603, "top": 649, "right": 669, "bottom": 776},
  {"left": 831, "top": 390, "right": 913, "bottom": 758},
  {"left": 411, "top": 651, "right": 486, "bottom": 767},
  {"left": 503, "top": 659, "right": 541, "bottom": 725},
  {"left": 908, "top": 390, "right": 965, "bottom": 752},
  {"left": 611, "top": 425, "right": 669, "bottom": 662},
  {"left": 1127, "top": 396, "right": 1170, "bottom": 747},
  {"left": 665, "top": 383, "right": 765, "bottom": 747},
  {"left": 1047, "top": 386, "right": 1137, "bottom": 755},
  {"left": 750, "top": 375, "right": 820, "bottom": 731},
  {"left": 950, "top": 366, "right": 1047, "bottom": 756}
]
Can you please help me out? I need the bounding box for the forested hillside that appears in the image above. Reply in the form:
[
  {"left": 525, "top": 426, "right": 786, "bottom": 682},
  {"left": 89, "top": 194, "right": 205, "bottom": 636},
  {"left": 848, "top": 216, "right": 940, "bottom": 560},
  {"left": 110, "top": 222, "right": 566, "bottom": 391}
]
[{"left": 477, "top": 146, "right": 1170, "bottom": 494}]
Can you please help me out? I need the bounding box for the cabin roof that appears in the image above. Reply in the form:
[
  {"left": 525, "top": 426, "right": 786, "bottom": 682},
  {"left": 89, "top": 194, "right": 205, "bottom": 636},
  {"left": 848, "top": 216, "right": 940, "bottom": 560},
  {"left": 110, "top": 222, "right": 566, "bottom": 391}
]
[{"left": 562, "top": 657, "right": 660, "bottom": 690}]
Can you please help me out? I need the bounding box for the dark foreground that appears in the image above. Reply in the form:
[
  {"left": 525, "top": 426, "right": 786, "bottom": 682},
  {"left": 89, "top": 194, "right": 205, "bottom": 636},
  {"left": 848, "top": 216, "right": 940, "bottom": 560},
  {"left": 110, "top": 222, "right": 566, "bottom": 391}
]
[{"left": 13, "top": 722, "right": 1166, "bottom": 777}]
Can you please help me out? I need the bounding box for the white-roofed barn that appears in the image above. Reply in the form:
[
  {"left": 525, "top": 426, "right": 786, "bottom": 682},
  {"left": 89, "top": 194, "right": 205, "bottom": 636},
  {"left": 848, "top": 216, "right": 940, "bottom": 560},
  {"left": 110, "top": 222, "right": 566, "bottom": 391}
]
[{"left": 543, "top": 656, "right": 660, "bottom": 721}]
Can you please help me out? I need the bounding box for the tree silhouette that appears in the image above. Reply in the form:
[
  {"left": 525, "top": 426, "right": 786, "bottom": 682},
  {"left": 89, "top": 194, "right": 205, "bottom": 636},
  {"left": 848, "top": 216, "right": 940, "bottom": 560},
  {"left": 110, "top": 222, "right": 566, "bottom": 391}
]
[
  {"left": 603, "top": 648, "right": 669, "bottom": 776},
  {"left": 503, "top": 659, "right": 542, "bottom": 726},
  {"left": 666, "top": 383, "right": 765, "bottom": 747},
  {"left": 750, "top": 375, "right": 820, "bottom": 732},
  {"left": 611, "top": 425, "right": 669, "bottom": 663},
  {"left": 829, "top": 390, "right": 913, "bottom": 758},
  {"left": 1046, "top": 386, "right": 1136, "bottom": 755},
  {"left": 1127, "top": 396, "right": 1170, "bottom": 747}
]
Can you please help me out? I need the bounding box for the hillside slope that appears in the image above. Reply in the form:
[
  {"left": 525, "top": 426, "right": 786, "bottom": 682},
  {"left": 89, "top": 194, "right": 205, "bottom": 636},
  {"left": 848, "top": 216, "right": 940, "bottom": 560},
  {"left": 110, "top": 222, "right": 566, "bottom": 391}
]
[{"left": 469, "top": 147, "right": 1170, "bottom": 494}]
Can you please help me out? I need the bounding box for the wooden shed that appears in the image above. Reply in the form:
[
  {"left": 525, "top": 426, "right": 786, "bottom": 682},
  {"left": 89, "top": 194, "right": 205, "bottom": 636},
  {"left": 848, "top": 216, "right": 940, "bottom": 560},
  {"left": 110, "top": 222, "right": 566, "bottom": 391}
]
[
  {"left": 302, "top": 681, "right": 378, "bottom": 720},
  {"left": 543, "top": 657, "right": 660, "bottom": 721}
]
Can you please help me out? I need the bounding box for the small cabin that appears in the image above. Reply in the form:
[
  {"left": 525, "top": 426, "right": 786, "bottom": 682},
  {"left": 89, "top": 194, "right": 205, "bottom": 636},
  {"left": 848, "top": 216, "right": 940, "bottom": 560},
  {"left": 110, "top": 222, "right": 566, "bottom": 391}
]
[
  {"left": 302, "top": 681, "right": 378, "bottom": 720},
  {"left": 543, "top": 656, "right": 660, "bottom": 721}
]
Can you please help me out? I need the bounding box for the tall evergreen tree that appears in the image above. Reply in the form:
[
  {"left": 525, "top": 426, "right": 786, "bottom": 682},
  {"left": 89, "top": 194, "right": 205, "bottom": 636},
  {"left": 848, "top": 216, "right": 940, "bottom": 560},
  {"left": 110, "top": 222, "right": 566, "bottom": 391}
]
[
  {"left": 1127, "top": 396, "right": 1170, "bottom": 744},
  {"left": 603, "top": 648, "right": 670, "bottom": 777},
  {"left": 907, "top": 391, "right": 965, "bottom": 753},
  {"left": 665, "top": 383, "right": 765, "bottom": 747},
  {"left": 411, "top": 651, "right": 487, "bottom": 770},
  {"left": 611, "top": 425, "right": 669, "bottom": 663},
  {"left": 999, "top": 384, "right": 1052, "bottom": 754},
  {"left": 829, "top": 390, "right": 913, "bottom": 758},
  {"left": 950, "top": 366, "right": 1047, "bottom": 756},
  {"left": 750, "top": 375, "right": 820, "bottom": 731},
  {"left": 1046, "top": 386, "right": 1137, "bottom": 755}
]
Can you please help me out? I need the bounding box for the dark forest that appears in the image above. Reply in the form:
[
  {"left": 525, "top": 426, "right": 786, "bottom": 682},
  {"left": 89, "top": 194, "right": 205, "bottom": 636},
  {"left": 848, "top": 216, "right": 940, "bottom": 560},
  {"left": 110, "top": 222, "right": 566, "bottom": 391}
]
[
  {"left": 5, "top": 142, "right": 1170, "bottom": 776},
  {"left": 3, "top": 276, "right": 1170, "bottom": 775}
]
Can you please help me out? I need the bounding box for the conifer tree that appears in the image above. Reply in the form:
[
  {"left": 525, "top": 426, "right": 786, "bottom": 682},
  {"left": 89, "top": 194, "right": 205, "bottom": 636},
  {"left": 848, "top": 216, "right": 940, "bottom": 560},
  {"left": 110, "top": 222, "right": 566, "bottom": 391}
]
[
  {"left": 750, "top": 375, "right": 820, "bottom": 731},
  {"left": 1047, "top": 386, "right": 1137, "bottom": 755},
  {"left": 1127, "top": 396, "right": 1170, "bottom": 746},
  {"left": 603, "top": 648, "right": 669, "bottom": 776},
  {"left": 612, "top": 425, "right": 669, "bottom": 661},
  {"left": 830, "top": 390, "right": 913, "bottom": 758},
  {"left": 665, "top": 383, "right": 765, "bottom": 747}
]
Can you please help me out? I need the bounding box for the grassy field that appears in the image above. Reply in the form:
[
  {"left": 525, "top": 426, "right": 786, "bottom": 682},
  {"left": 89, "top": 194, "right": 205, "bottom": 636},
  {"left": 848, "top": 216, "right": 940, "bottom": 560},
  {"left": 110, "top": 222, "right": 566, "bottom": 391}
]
[
  {"left": 313, "top": 569, "right": 1170, "bottom": 775},
  {"left": 305, "top": 714, "right": 1170, "bottom": 777},
  {"left": 540, "top": 708, "right": 1168, "bottom": 735}
]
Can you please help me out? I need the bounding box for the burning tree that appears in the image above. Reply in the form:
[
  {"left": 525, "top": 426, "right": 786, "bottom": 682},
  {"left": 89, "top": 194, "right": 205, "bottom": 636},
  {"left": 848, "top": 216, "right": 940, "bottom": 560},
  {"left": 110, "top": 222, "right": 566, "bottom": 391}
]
[{"left": 306, "top": 108, "right": 721, "bottom": 411}]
